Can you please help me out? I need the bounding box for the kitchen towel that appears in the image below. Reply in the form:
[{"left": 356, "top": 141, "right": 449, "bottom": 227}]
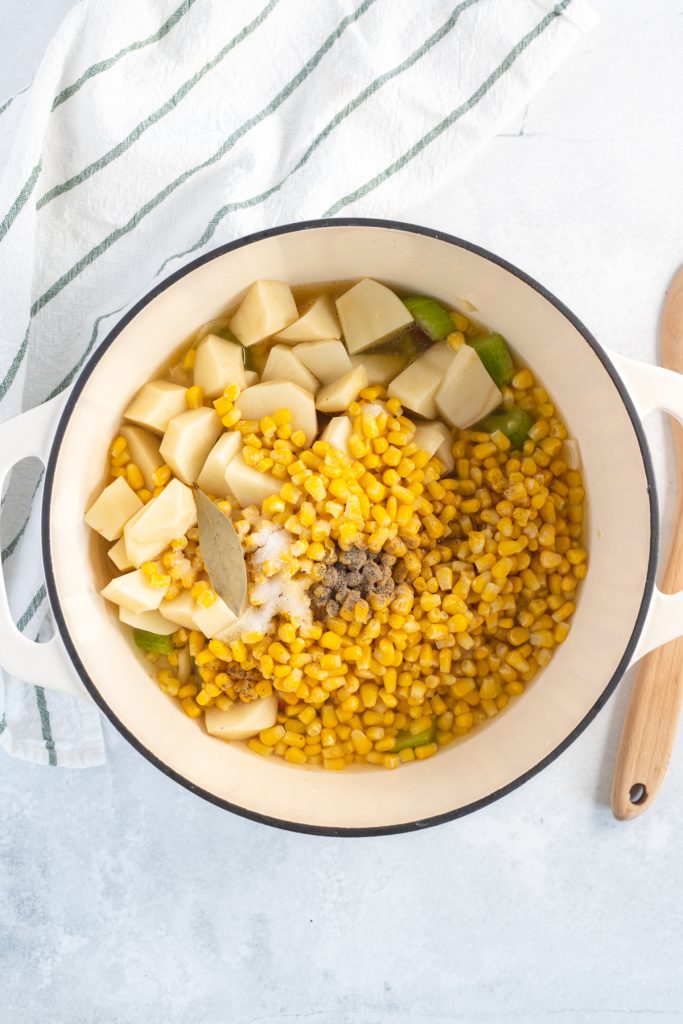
[{"left": 0, "top": 0, "right": 597, "bottom": 766}]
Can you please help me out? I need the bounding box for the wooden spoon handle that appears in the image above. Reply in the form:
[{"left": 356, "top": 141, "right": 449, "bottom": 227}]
[
  {"left": 611, "top": 268, "right": 683, "bottom": 819},
  {"left": 611, "top": 637, "right": 683, "bottom": 819}
]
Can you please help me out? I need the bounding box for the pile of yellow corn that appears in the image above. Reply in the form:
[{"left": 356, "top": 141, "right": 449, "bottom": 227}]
[{"left": 111, "top": 361, "right": 587, "bottom": 770}]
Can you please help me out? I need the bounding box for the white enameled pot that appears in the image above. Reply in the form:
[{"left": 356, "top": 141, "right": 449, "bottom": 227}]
[{"left": 0, "top": 219, "right": 680, "bottom": 835}]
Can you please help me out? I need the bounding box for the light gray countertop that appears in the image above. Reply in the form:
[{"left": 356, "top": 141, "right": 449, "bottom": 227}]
[{"left": 2, "top": 2, "right": 683, "bottom": 1022}]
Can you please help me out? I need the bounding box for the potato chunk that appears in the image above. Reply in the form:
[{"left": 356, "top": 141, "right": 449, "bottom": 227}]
[
  {"left": 336, "top": 279, "right": 413, "bottom": 354},
  {"left": 120, "top": 425, "right": 163, "bottom": 489},
  {"left": 159, "top": 407, "right": 222, "bottom": 486},
  {"left": 159, "top": 590, "right": 238, "bottom": 637},
  {"left": 84, "top": 477, "right": 143, "bottom": 541},
  {"left": 387, "top": 341, "right": 454, "bottom": 419},
  {"left": 315, "top": 365, "right": 368, "bottom": 413},
  {"left": 274, "top": 294, "right": 341, "bottom": 342},
  {"left": 194, "top": 333, "right": 247, "bottom": 398},
  {"left": 157, "top": 591, "right": 197, "bottom": 630},
  {"left": 293, "top": 340, "right": 352, "bottom": 385},
  {"left": 435, "top": 344, "right": 502, "bottom": 429},
  {"left": 320, "top": 416, "right": 353, "bottom": 457},
  {"left": 124, "top": 380, "right": 188, "bottom": 435},
  {"left": 229, "top": 280, "right": 298, "bottom": 346},
  {"left": 101, "top": 569, "right": 168, "bottom": 614},
  {"left": 205, "top": 694, "right": 278, "bottom": 740},
  {"left": 236, "top": 381, "right": 317, "bottom": 445},
  {"left": 262, "top": 345, "right": 319, "bottom": 393},
  {"left": 119, "top": 606, "right": 177, "bottom": 635},
  {"left": 196, "top": 432, "right": 242, "bottom": 498},
  {"left": 193, "top": 596, "right": 238, "bottom": 638},
  {"left": 224, "top": 453, "right": 282, "bottom": 507},
  {"left": 108, "top": 537, "right": 134, "bottom": 572},
  {"left": 413, "top": 421, "right": 455, "bottom": 472},
  {"left": 350, "top": 352, "right": 403, "bottom": 386},
  {"left": 124, "top": 479, "right": 196, "bottom": 567}
]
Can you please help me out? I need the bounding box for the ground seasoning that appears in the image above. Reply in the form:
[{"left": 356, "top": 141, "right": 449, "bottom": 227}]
[{"left": 310, "top": 544, "right": 397, "bottom": 620}]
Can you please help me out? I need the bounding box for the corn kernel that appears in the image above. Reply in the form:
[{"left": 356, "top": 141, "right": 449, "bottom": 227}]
[
  {"left": 182, "top": 347, "right": 196, "bottom": 369},
  {"left": 110, "top": 435, "right": 127, "bottom": 458},
  {"left": 248, "top": 738, "right": 274, "bottom": 756},
  {"left": 277, "top": 622, "right": 296, "bottom": 645},
  {"left": 181, "top": 697, "right": 201, "bottom": 718},
  {"left": 151, "top": 464, "right": 172, "bottom": 488},
  {"left": 339, "top": 522, "right": 358, "bottom": 547},
  {"left": 222, "top": 408, "right": 241, "bottom": 428},
  {"left": 283, "top": 747, "right": 306, "bottom": 765},
  {"left": 360, "top": 682, "right": 379, "bottom": 708},
  {"left": 304, "top": 475, "right": 326, "bottom": 502},
  {"left": 195, "top": 587, "right": 217, "bottom": 609},
  {"left": 262, "top": 494, "right": 286, "bottom": 516},
  {"left": 186, "top": 385, "right": 204, "bottom": 409}
]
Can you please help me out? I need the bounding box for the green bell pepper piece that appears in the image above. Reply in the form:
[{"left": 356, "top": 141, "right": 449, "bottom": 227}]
[
  {"left": 403, "top": 295, "right": 454, "bottom": 342},
  {"left": 393, "top": 721, "right": 437, "bottom": 752},
  {"left": 468, "top": 333, "right": 514, "bottom": 387},
  {"left": 477, "top": 405, "right": 534, "bottom": 449},
  {"left": 133, "top": 629, "right": 174, "bottom": 655}
]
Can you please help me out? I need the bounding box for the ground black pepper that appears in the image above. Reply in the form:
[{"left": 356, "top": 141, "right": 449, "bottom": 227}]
[
  {"left": 224, "top": 664, "right": 260, "bottom": 698},
  {"left": 310, "top": 544, "right": 398, "bottom": 621}
]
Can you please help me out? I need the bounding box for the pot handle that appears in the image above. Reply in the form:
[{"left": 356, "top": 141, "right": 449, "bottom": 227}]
[
  {"left": 610, "top": 352, "right": 683, "bottom": 663},
  {"left": 0, "top": 396, "right": 87, "bottom": 699}
]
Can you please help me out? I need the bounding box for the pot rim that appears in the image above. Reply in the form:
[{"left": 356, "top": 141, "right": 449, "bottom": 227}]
[{"left": 41, "top": 217, "right": 659, "bottom": 837}]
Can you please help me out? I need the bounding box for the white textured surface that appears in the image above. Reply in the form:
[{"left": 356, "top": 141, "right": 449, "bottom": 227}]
[
  {"left": 3, "top": 1, "right": 683, "bottom": 1022},
  {"left": 0, "top": 0, "right": 75, "bottom": 99}
]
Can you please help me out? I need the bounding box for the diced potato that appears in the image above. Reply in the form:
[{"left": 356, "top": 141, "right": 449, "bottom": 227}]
[
  {"left": 245, "top": 370, "right": 259, "bottom": 386},
  {"left": 387, "top": 341, "right": 454, "bottom": 419},
  {"left": 158, "top": 591, "right": 197, "bottom": 630},
  {"left": 101, "top": 569, "right": 167, "bottom": 614},
  {"left": 205, "top": 694, "right": 278, "bottom": 741},
  {"left": 119, "top": 606, "right": 177, "bottom": 635},
  {"left": 320, "top": 416, "right": 353, "bottom": 457},
  {"left": 196, "top": 432, "right": 242, "bottom": 497},
  {"left": 193, "top": 596, "right": 238, "bottom": 638},
  {"left": 293, "top": 340, "right": 352, "bottom": 385},
  {"left": 159, "top": 407, "right": 222, "bottom": 486},
  {"left": 435, "top": 344, "right": 502, "bottom": 429},
  {"left": 274, "top": 294, "right": 341, "bottom": 342},
  {"left": 350, "top": 352, "right": 404, "bottom": 386},
  {"left": 84, "top": 477, "right": 143, "bottom": 541},
  {"left": 413, "top": 421, "right": 455, "bottom": 473},
  {"left": 120, "top": 425, "right": 163, "bottom": 489},
  {"left": 236, "top": 381, "right": 317, "bottom": 445},
  {"left": 229, "top": 280, "right": 298, "bottom": 346},
  {"left": 121, "top": 504, "right": 146, "bottom": 534},
  {"left": 194, "top": 333, "right": 247, "bottom": 398},
  {"left": 124, "top": 479, "right": 196, "bottom": 567},
  {"left": 262, "top": 345, "right": 319, "bottom": 393},
  {"left": 108, "top": 537, "right": 134, "bottom": 572},
  {"left": 336, "top": 278, "right": 413, "bottom": 354},
  {"left": 225, "top": 453, "right": 283, "bottom": 507},
  {"left": 315, "top": 365, "right": 368, "bottom": 413},
  {"left": 124, "top": 380, "right": 188, "bottom": 435},
  {"left": 158, "top": 590, "right": 238, "bottom": 638}
]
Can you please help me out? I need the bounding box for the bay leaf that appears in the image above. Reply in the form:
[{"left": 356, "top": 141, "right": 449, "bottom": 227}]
[{"left": 193, "top": 486, "right": 247, "bottom": 617}]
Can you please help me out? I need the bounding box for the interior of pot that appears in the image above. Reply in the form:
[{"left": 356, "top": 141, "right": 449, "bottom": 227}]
[{"left": 46, "top": 223, "right": 654, "bottom": 832}]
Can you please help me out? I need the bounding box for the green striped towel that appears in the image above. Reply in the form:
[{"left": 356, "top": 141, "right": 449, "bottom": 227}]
[{"left": 0, "top": 0, "right": 597, "bottom": 767}]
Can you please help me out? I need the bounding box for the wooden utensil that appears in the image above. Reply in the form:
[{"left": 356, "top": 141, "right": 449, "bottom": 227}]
[{"left": 611, "top": 268, "right": 683, "bottom": 819}]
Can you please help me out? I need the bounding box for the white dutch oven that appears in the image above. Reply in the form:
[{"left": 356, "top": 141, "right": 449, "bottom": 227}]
[{"left": 0, "top": 220, "right": 680, "bottom": 835}]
